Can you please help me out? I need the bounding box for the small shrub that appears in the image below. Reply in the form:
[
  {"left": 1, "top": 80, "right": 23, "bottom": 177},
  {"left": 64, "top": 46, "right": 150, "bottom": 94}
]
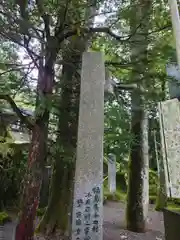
[
  {"left": 36, "top": 208, "right": 46, "bottom": 217},
  {"left": 149, "top": 170, "right": 158, "bottom": 196},
  {"left": 149, "top": 195, "right": 156, "bottom": 204},
  {"left": 0, "top": 149, "right": 27, "bottom": 208},
  {"left": 0, "top": 212, "right": 11, "bottom": 225},
  {"left": 104, "top": 189, "right": 126, "bottom": 202},
  {"left": 167, "top": 204, "right": 180, "bottom": 212},
  {"left": 172, "top": 198, "right": 180, "bottom": 206},
  {"left": 149, "top": 184, "right": 157, "bottom": 196},
  {"left": 105, "top": 193, "right": 119, "bottom": 202}
]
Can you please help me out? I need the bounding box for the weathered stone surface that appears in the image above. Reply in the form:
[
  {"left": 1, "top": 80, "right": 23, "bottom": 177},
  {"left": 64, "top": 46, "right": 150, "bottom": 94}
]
[
  {"left": 158, "top": 99, "right": 180, "bottom": 198},
  {"left": 107, "top": 154, "right": 116, "bottom": 194},
  {"left": 71, "top": 52, "right": 105, "bottom": 240}
]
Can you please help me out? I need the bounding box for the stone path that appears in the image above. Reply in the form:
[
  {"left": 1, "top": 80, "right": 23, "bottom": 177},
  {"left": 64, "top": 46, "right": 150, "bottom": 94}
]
[
  {"left": 0, "top": 221, "right": 17, "bottom": 240},
  {"left": 1, "top": 201, "right": 165, "bottom": 240}
]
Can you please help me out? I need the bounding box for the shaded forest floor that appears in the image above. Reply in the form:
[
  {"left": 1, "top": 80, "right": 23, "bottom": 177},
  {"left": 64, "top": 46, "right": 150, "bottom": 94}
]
[{"left": 2, "top": 201, "right": 164, "bottom": 240}]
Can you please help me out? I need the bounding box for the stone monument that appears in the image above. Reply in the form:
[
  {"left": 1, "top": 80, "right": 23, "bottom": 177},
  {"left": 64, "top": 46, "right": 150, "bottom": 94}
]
[
  {"left": 107, "top": 153, "right": 116, "bottom": 194},
  {"left": 158, "top": 98, "right": 180, "bottom": 198},
  {"left": 71, "top": 52, "right": 105, "bottom": 240}
]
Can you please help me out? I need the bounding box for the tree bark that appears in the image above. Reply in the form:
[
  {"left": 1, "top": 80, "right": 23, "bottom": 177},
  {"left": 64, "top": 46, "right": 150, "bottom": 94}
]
[
  {"left": 126, "top": 0, "right": 151, "bottom": 232},
  {"left": 126, "top": 92, "right": 149, "bottom": 232},
  {"left": 0, "top": 115, "right": 8, "bottom": 210},
  {"left": 15, "top": 59, "right": 55, "bottom": 240},
  {"left": 37, "top": 39, "right": 83, "bottom": 236}
]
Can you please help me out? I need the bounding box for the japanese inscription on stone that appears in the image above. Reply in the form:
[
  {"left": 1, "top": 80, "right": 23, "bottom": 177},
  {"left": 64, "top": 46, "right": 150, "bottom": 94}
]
[{"left": 73, "top": 186, "right": 101, "bottom": 240}]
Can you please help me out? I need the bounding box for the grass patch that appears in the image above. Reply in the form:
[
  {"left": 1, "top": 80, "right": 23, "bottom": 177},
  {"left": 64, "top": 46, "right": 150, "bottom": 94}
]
[
  {"left": 36, "top": 207, "right": 46, "bottom": 217},
  {"left": 0, "top": 212, "right": 11, "bottom": 225},
  {"left": 105, "top": 191, "right": 126, "bottom": 202},
  {"left": 167, "top": 201, "right": 180, "bottom": 212},
  {"left": 168, "top": 198, "right": 180, "bottom": 206},
  {"left": 149, "top": 195, "right": 157, "bottom": 204},
  {"left": 103, "top": 182, "right": 126, "bottom": 203},
  {"left": 167, "top": 205, "right": 180, "bottom": 211}
]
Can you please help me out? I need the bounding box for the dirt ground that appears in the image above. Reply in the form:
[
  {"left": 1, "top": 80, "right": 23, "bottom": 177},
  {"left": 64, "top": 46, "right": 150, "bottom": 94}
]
[
  {"left": 35, "top": 201, "right": 165, "bottom": 240},
  {"left": 103, "top": 201, "right": 164, "bottom": 240},
  {"left": 3, "top": 201, "right": 165, "bottom": 240}
]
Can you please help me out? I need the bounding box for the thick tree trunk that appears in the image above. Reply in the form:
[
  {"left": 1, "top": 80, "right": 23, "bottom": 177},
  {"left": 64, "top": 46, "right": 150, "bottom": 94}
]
[
  {"left": 37, "top": 1, "right": 98, "bottom": 235},
  {"left": 126, "top": 0, "right": 151, "bottom": 232},
  {"left": 37, "top": 46, "right": 82, "bottom": 235},
  {"left": 37, "top": 155, "right": 75, "bottom": 234},
  {"left": 15, "top": 61, "right": 54, "bottom": 240},
  {"left": 15, "top": 114, "right": 49, "bottom": 240},
  {"left": 126, "top": 92, "right": 149, "bottom": 232}
]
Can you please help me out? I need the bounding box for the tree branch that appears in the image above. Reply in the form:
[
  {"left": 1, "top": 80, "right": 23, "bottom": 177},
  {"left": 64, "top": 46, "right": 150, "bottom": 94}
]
[
  {"left": 36, "top": 0, "right": 50, "bottom": 40},
  {"left": 58, "top": 23, "right": 171, "bottom": 43},
  {"left": 0, "top": 31, "right": 40, "bottom": 69},
  {"left": 55, "top": 0, "right": 70, "bottom": 37},
  {"left": 0, "top": 94, "right": 34, "bottom": 130},
  {"left": 105, "top": 60, "right": 140, "bottom": 68},
  {"left": 0, "top": 62, "right": 35, "bottom": 76},
  {"left": 58, "top": 27, "right": 131, "bottom": 42},
  {"left": 116, "top": 83, "right": 146, "bottom": 92},
  {"left": 116, "top": 83, "right": 138, "bottom": 91}
]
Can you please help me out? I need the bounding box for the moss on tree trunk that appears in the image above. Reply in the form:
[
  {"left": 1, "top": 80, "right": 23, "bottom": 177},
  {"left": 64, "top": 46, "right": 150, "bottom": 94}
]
[
  {"left": 126, "top": 0, "right": 152, "bottom": 233},
  {"left": 37, "top": 155, "right": 74, "bottom": 235},
  {"left": 126, "top": 94, "right": 149, "bottom": 233},
  {"left": 155, "top": 155, "right": 167, "bottom": 211},
  {"left": 37, "top": 41, "right": 82, "bottom": 236}
]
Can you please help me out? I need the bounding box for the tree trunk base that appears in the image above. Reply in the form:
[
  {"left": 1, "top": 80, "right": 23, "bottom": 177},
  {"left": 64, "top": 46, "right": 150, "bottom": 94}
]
[{"left": 126, "top": 221, "right": 147, "bottom": 233}]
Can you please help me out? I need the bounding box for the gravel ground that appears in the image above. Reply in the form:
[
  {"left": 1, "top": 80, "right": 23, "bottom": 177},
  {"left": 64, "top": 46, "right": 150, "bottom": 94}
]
[
  {"left": 3, "top": 201, "right": 165, "bottom": 240},
  {"left": 103, "top": 201, "right": 164, "bottom": 240}
]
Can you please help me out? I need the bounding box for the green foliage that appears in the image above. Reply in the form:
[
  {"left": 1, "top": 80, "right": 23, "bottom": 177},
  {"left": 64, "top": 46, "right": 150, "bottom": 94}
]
[
  {"left": 36, "top": 208, "right": 46, "bottom": 217},
  {"left": 0, "top": 149, "right": 27, "bottom": 208},
  {"left": 0, "top": 212, "right": 11, "bottom": 224},
  {"left": 104, "top": 191, "right": 126, "bottom": 202},
  {"left": 149, "top": 195, "right": 157, "bottom": 204},
  {"left": 167, "top": 205, "right": 180, "bottom": 212},
  {"left": 149, "top": 170, "right": 158, "bottom": 196},
  {"left": 103, "top": 180, "right": 126, "bottom": 203},
  {"left": 104, "top": 99, "right": 131, "bottom": 162}
]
